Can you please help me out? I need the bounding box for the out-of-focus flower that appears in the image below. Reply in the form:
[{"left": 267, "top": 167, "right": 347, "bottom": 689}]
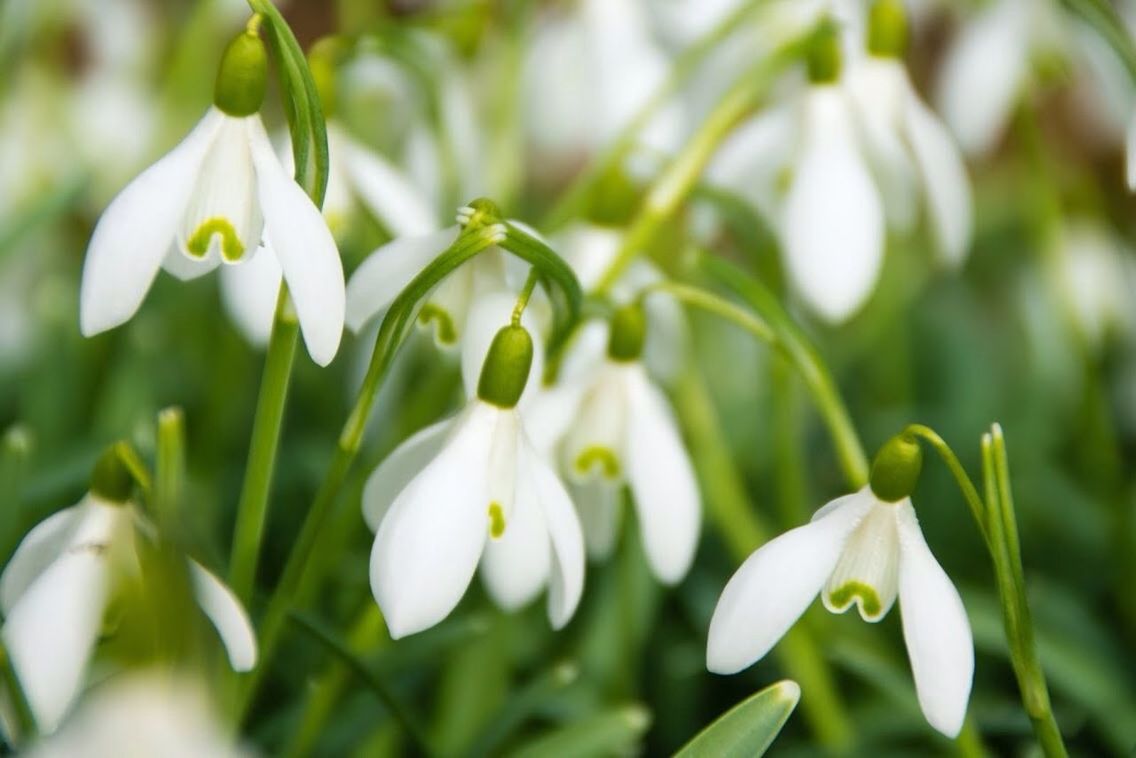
[
  {"left": 707, "top": 436, "right": 973, "bottom": 738},
  {"left": 1054, "top": 220, "right": 1136, "bottom": 349},
  {"left": 364, "top": 324, "right": 585, "bottom": 638},
  {"left": 24, "top": 671, "right": 254, "bottom": 758},
  {"left": 79, "top": 28, "right": 344, "bottom": 366}
]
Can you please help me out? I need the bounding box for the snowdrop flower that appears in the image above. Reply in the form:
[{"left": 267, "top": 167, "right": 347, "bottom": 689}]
[
  {"left": 0, "top": 455, "right": 256, "bottom": 735},
  {"left": 364, "top": 322, "right": 585, "bottom": 638},
  {"left": 79, "top": 24, "right": 345, "bottom": 366},
  {"left": 541, "top": 304, "right": 701, "bottom": 582},
  {"left": 25, "top": 671, "right": 254, "bottom": 758},
  {"left": 707, "top": 435, "right": 973, "bottom": 737},
  {"left": 1054, "top": 220, "right": 1136, "bottom": 348},
  {"left": 845, "top": 0, "right": 972, "bottom": 265}
]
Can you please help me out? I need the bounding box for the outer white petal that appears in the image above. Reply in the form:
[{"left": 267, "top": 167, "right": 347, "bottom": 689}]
[
  {"left": 459, "top": 290, "right": 546, "bottom": 404},
  {"left": 0, "top": 506, "right": 82, "bottom": 613},
  {"left": 480, "top": 469, "right": 551, "bottom": 612},
  {"left": 704, "top": 103, "right": 796, "bottom": 223},
  {"left": 706, "top": 492, "right": 873, "bottom": 674},
  {"left": 339, "top": 132, "right": 437, "bottom": 237},
  {"left": 80, "top": 108, "right": 222, "bottom": 336},
  {"left": 623, "top": 365, "right": 700, "bottom": 584},
  {"left": 935, "top": 0, "right": 1029, "bottom": 156},
  {"left": 783, "top": 88, "right": 885, "bottom": 322},
  {"left": 218, "top": 244, "right": 283, "bottom": 347},
  {"left": 362, "top": 419, "right": 453, "bottom": 532},
  {"left": 558, "top": 318, "right": 610, "bottom": 385},
  {"left": 345, "top": 227, "right": 457, "bottom": 333},
  {"left": 896, "top": 501, "right": 974, "bottom": 738},
  {"left": 519, "top": 438, "right": 585, "bottom": 628},
  {"left": 1127, "top": 110, "right": 1136, "bottom": 191},
  {"left": 904, "top": 97, "right": 973, "bottom": 266},
  {"left": 188, "top": 561, "right": 257, "bottom": 672},
  {"left": 370, "top": 403, "right": 498, "bottom": 638},
  {"left": 247, "top": 117, "right": 344, "bottom": 366},
  {"left": 521, "top": 382, "right": 588, "bottom": 459}
]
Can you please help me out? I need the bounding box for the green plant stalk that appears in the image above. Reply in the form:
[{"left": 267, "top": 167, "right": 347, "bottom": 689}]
[
  {"left": 674, "top": 368, "right": 853, "bottom": 750},
  {"left": 541, "top": 0, "right": 773, "bottom": 230},
  {"left": 592, "top": 34, "right": 812, "bottom": 294},
  {"left": 155, "top": 407, "right": 186, "bottom": 529},
  {"left": 227, "top": 288, "right": 300, "bottom": 603},
  {"left": 903, "top": 424, "right": 989, "bottom": 545},
  {"left": 981, "top": 428, "right": 1067, "bottom": 758},
  {"left": 704, "top": 257, "right": 870, "bottom": 488}
]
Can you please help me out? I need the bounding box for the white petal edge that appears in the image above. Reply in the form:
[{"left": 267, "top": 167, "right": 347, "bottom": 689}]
[
  {"left": 361, "top": 418, "right": 453, "bottom": 533},
  {"left": 479, "top": 471, "right": 551, "bottom": 612},
  {"left": 904, "top": 97, "right": 973, "bottom": 267},
  {"left": 218, "top": 244, "right": 283, "bottom": 347},
  {"left": 247, "top": 117, "right": 345, "bottom": 366},
  {"left": 0, "top": 506, "right": 82, "bottom": 613},
  {"left": 706, "top": 492, "right": 874, "bottom": 674},
  {"left": 370, "top": 403, "right": 498, "bottom": 638},
  {"left": 345, "top": 227, "right": 457, "bottom": 333},
  {"left": 340, "top": 133, "right": 437, "bottom": 237},
  {"left": 623, "top": 365, "right": 701, "bottom": 584},
  {"left": 896, "top": 501, "right": 974, "bottom": 738},
  {"left": 80, "top": 108, "right": 223, "bottom": 336},
  {"left": 189, "top": 561, "right": 258, "bottom": 672}
]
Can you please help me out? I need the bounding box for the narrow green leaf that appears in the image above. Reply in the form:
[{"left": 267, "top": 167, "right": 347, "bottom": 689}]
[
  {"left": 674, "top": 680, "right": 800, "bottom": 758},
  {"left": 506, "top": 705, "right": 651, "bottom": 758}
]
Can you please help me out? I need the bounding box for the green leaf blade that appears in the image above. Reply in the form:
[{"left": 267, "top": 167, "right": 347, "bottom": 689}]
[{"left": 675, "top": 680, "right": 801, "bottom": 758}]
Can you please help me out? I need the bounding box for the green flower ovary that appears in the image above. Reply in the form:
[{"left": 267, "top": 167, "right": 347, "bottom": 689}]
[
  {"left": 826, "top": 580, "right": 882, "bottom": 618},
  {"left": 186, "top": 217, "right": 245, "bottom": 262}
]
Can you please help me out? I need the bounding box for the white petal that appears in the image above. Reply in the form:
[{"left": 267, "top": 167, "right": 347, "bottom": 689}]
[
  {"left": 345, "top": 227, "right": 457, "bottom": 333},
  {"left": 521, "top": 382, "right": 587, "bottom": 459},
  {"left": 80, "top": 108, "right": 222, "bottom": 336},
  {"left": 706, "top": 492, "right": 873, "bottom": 674},
  {"left": 704, "top": 103, "right": 796, "bottom": 224},
  {"left": 783, "top": 87, "right": 885, "bottom": 322},
  {"left": 904, "top": 97, "right": 973, "bottom": 266},
  {"left": 248, "top": 117, "right": 345, "bottom": 366},
  {"left": 935, "top": 0, "right": 1029, "bottom": 156},
  {"left": 161, "top": 243, "right": 220, "bottom": 281},
  {"left": 370, "top": 403, "right": 499, "bottom": 638},
  {"left": 480, "top": 473, "right": 551, "bottom": 612},
  {"left": 557, "top": 318, "right": 610, "bottom": 385},
  {"left": 188, "top": 561, "right": 257, "bottom": 672},
  {"left": 821, "top": 500, "right": 901, "bottom": 622},
  {"left": 339, "top": 131, "right": 437, "bottom": 237},
  {"left": 562, "top": 367, "right": 627, "bottom": 484},
  {"left": 361, "top": 418, "right": 453, "bottom": 532},
  {"left": 896, "top": 501, "right": 974, "bottom": 737},
  {"left": 0, "top": 506, "right": 82, "bottom": 613},
  {"left": 459, "top": 290, "right": 546, "bottom": 405},
  {"left": 219, "top": 244, "right": 283, "bottom": 347},
  {"left": 519, "top": 437, "right": 585, "bottom": 628},
  {"left": 553, "top": 224, "right": 622, "bottom": 293},
  {"left": 572, "top": 478, "right": 622, "bottom": 561},
  {"left": 623, "top": 365, "right": 700, "bottom": 584}
]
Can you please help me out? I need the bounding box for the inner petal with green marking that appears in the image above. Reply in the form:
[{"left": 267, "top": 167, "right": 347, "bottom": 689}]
[
  {"left": 574, "top": 446, "right": 621, "bottom": 479},
  {"left": 186, "top": 217, "right": 245, "bottom": 261},
  {"left": 822, "top": 502, "right": 900, "bottom": 622},
  {"left": 418, "top": 304, "right": 457, "bottom": 345}
]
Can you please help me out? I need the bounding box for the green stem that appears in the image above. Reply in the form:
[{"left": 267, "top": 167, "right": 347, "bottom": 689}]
[
  {"left": 981, "top": 426, "right": 1067, "bottom": 758},
  {"left": 155, "top": 407, "right": 186, "bottom": 530},
  {"left": 902, "top": 424, "right": 989, "bottom": 546},
  {"left": 227, "top": 288, "right": 299, "bottom": 603},
  {"left": 512, "top": 268, "right": 541, "bottom": 326},
  {"left": 592, "top": 33, "right": 813, "bottom": 293},
  {"left": 540, "top": 0, "right": 773, "bottom": 230},
  {"left": 641, "top": 281, "right": 775, "bottom": 343}
]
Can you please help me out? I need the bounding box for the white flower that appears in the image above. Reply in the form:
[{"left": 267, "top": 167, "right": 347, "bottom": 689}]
[
  {"left": 1054, "top": 220, "right": 1136, "bottom": 348},
  {"left": 79, "top": 105, "right": 345, "bottom": 366},
  {"left": 707, "top": 485, "right": 973, "bottom": 737},
  {"left": 0, "top": 495, "right": 256, "bottom": 735},
  {"left": 845, "top": 56, "right": 973, "bottom": 265},
  {"left": 24, "top": 671, "right": 254, "bottom": 758}
]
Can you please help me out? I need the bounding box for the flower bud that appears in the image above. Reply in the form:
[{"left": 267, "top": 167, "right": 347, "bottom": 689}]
[
  {"left": 477, "top": 324, "right": 534, "bottom": 409},
  {"left": 807, "top": 21, "right": 842, "bottom": 85},
  {"left": 214, "top": 25, "right": 268, "bottom": 117},
  {"left": 867, "top": 0, "right": 908, "bottom": 59},
  {"left": 90, "top": 446, "right": 133, "bottom": 504},
  {"left": 869, "top": 433, "right": 923, "bottom": 502},
  {"left": 608, "top": 303, "right": 646, "bottom": 362}
]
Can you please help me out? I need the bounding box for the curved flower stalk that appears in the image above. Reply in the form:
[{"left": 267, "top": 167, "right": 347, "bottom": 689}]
[
  {"left": 363, "top": 323, "right": 585, "bottom": 639},
  {"left": 24, "top": 671, "right": 254, "bottom": 758},
  {"left": 707, "top": 436, "right": 973, "bottom": 738},
  {"left": 0, "top": 494, "right": 256, "bottom": 735},
  {"left": 78, "top": 24, "right": 345, "bottom": 366}
]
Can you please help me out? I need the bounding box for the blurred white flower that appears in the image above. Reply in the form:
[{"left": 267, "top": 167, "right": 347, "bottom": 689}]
[
  {"left": 1055, "top": 220, "right": 1136, "bottom": 348},
  {"left": 79, "top": 104, "right": 345, "bottom": 366},
  {"left": 707, "top": 485, "right": 973, "bottom": 738},
  {"left": 24, "top": 671, "right": 254, "bottom": 758},
  {"left": 0, "top": 495, "right": 256, "bottom": 735},
  {"left": 363, "top": 325, "right": 585, "bottom": 638}
]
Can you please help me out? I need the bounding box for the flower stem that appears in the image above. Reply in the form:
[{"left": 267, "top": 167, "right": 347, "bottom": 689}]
[
  {"left": 902, "top": 424, "right": 989, "bottom": 546},
  {"left": 155, "top": 406, "right": 186, "bottom": 530},
  {"left": 512, "top": 268, "right": 541, "bottom": 326},
  {"left": 981, "top": 426, "right": 1067, "bottom": 758},
  {"left": 228, "top": 287, "right": 299, "bottom": 603}
]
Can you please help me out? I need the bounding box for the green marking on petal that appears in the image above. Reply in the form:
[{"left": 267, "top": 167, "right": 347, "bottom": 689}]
[
  {"left": 186, "top": 217, "right": 245, "bottom": 261},
  {"left": 826, "top": 580, "right": 883, "bottom": 619},
  {"left": 418, "top": 304, "right": 457, "bottom": 345},
  {"left": 575, "top": 446, "right": 620, "bottom": 479},
  {"left": 488, "top": 502, "right": 506, "bottom": 539}
]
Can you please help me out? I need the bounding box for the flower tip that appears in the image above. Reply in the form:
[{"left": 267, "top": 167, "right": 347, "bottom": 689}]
[{"left": 705, "top": 636, "right": 748, "bottom": 676}]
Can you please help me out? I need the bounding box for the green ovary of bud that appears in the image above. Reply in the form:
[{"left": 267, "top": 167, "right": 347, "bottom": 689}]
[
  {"left": 214, "top": 28, "right": 268, "bottom": 117},
  {"left": 867, "top": 0, "right": 908, "bottom": 58},
  {"left": 477, "top": 324, "right": 534, "bottom": 409},
  {"left": 869, "top": 433, "right": 923, "bottom": 502},
  {"left": 607, "top": 303, "right": 646, "bottom": 362},
  {"left": 806, "top": 21, "right": 842, "bottom": 84},
  {"left": 90, "top": 446, "right": 133, "bottom": 504}
]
